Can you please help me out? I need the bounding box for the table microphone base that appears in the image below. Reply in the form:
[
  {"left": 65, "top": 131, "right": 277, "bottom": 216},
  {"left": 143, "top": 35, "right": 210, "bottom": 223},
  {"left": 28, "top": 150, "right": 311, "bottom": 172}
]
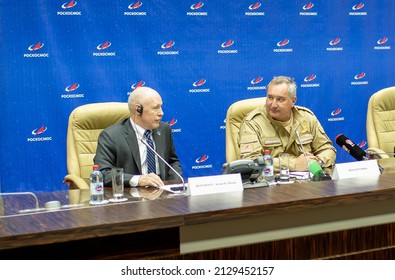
[
  {"left": 312, "top": 173, "right": 332, "bottom": 181},
  {"left": 243, "top": 181, "right": 269, "bottom": 189}
]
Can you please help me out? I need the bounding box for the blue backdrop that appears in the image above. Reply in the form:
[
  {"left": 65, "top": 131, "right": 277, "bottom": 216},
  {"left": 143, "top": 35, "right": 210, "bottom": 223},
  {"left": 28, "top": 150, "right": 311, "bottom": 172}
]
[{"left": 1, "top": 1, "right": 394, "bottom": 193}]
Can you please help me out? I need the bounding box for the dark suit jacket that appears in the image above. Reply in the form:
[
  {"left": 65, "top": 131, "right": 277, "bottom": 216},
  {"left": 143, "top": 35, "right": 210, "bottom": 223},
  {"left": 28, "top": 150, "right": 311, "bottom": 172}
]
[{"left": 94, "top": 118, "right": 182, "bottom": 187}]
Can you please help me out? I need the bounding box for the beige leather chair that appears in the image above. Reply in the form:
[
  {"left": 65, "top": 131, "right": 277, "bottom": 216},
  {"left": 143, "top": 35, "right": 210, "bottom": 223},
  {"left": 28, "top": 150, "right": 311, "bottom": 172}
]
[
  {"left": 64, "top": 102, "right": 130, "bottom": 190},
  {"left": 225, "top": 97, "right": 266, "bottom": 163},
  {"left": 366, "top": 86, "right": 395, "bottom": 159}
]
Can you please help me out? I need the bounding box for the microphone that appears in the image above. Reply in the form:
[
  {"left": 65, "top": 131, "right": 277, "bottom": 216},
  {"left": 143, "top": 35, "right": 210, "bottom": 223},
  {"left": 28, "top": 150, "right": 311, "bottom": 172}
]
[
  {"left": 140, "top": 139, "right": 186, "bottom": 194},
  {"left": 295, "top": 129, "right": 311, "bottom": 180},
  {"left": 335, "top": 134, "right": 369, "bottom": 161},
  {"left": 336, "top": 135, "right": 385, "bottom": 174},
  {"left": 308, "top": 161, "right": 331, "bottom": 181}
]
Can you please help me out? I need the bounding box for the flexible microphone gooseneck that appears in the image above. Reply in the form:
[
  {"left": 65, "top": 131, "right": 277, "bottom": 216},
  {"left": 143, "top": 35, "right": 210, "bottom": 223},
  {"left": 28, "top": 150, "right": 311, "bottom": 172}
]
[
  {"left": 0, "top": 192, "right": 39, "bottom": 209},
  {"left": 365, "top": 150, "right": 395, "bottom": 159},
  {"left": 295, "top": 129, "right": 311, "bottom": 180},
  {"left": 140, "top": 139, "right": 186, "bottom": 194},
  {"left": 0, "top": 192, "right": 84, "bottom": 214}
]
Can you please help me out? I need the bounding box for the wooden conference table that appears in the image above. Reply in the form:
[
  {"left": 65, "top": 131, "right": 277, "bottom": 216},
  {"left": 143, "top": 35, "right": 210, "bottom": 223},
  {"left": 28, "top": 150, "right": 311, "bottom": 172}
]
[{"left": 1, "top": 173, "right": 395, "bottom": 260}]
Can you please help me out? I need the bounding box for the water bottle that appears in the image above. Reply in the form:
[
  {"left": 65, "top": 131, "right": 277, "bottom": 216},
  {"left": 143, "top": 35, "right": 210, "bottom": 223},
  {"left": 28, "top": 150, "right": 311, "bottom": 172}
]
[
  {"left": 262, "top": 150, "right": 275, "bottom": 185},
  {"left": 90, "top": 165, "right": 105, "bottom": 204}
]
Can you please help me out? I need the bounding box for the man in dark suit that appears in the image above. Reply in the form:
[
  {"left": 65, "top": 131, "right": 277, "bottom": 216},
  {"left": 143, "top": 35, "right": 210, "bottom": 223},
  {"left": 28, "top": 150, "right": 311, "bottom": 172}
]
[{"left": 94, "top": 87, "right": 182, "bottom": 188}]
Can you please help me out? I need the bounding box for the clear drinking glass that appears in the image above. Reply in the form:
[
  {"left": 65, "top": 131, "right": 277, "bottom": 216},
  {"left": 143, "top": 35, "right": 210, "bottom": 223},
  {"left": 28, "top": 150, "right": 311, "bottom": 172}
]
[
  {"left": 278, "top": 153, "right": 290, "bottom": 183},
  {"left": 109, "top": 168, "right": 127, "bottom": 202}
]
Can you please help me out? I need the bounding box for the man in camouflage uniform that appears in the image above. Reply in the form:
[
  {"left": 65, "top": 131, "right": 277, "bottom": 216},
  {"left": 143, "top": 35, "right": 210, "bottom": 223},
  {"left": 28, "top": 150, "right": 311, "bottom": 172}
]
[{"left": 238, "top": 76, "right": 336, "bottom": 171}]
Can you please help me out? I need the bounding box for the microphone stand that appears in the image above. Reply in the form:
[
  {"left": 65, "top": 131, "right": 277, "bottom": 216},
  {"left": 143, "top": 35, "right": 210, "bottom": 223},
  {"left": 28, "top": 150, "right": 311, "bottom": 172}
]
[
  {"left": 0, "top": 192, "right": 39, "bottom": 209},
  {"left": 365, "top": 150, "right": 391, "bottom": 173},
  {"left": 0, "top": 192, "right": 42, "bottom": 213},
  {"left": 1, "top": 192, "right": 84, "bottom": 215},
  {"left": 295, "top": 130, "right": 311, "bottom": 181},
  {"left": 141, "top": 139, "right": 187, "bottom": 195},
  {"left": 365, "top": 150, "right": 395, "bottom": 159}
]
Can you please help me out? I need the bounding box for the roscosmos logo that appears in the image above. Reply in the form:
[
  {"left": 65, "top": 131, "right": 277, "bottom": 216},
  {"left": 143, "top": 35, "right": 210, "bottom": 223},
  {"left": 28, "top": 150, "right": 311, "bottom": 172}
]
[
  {"left": 32, "top": 126, "right": 47, "bottom": 136},
  {"left": 28, "top": 42, "right": 44, "bottom": 51},
  {"left": 61, "top": 83, "right": 84, "bottom": 99},
  {"left": 127, "top": 80, "right": 145, "bottom": 95},
  {"left": 97, "top": 41, "right": 111, "bottom": 51},
  {"left": 354, "top": 72, "right": 366, "bottom": 80},
  {"left": 192, "top": 154, "right": 212, "bottom": 170},
  {"left": 277, "top": 39, "right": 289, "bottom": 47},
  {"left": 192, "top": 78, "right": 206, "bottom": 87},
  {"left": 245, "top": 2, "right": 264, "bottom": 16},
  {"left": 61, "top": 0, "right": 77, "bottom": 9},
  {"left": 358, "top": 140, "right": 367, "bottom": 148},
  {"left": 331, "top": 108, "right": 342, "bottom": 116},
  {"left": 157, "top": 40, "right": 179, "bottom": 55},
  {"left": 352, "top": 2, "right": 364, "bottom": 10},
  {"left": 350, "top": 2, "right": 366, "bottom": 16},
  {"left": 58, "top": 0, "right": 81, "bottom": 16},
  {"left": 301, "top": 74, "right": 320, "bottom": 88},
  {"left": 131, "top": 80, "right": 145, "bottom": 90},
  {"left": 328, "top": 108, "right": 344, "bottom": 122},
  {"left": 218, "top": 40, "right": 238, "bottom": 54},
  {"left": 304, "top": 74, "right": 316, "bottom": 82},
  {"left": 168, "top": 118, "right": 182, "bottom": 133},
  {"left": 168, "top": 118, "right": 178, "bottom": 126},
  {"left": 161, "top": 40, "right": 175, "bottom": 49},
  {"left": 329, "top": 38, "right": 340, "bottom": 46},
  {"left": 187, "top": 2, "right": 207, "bottom": 16},
  {"left": 274, "top": 39, "right": 293, "bottom": 52},
  {"left": 377, "top": 37, "right": 388, "bottom": 45},
  {"left": 189, "top": 78, "right": 210, "bottom": 93},
  {"left": 300, "top": 2, "right": 317, "bottom": 16},
  {"left": 251, "top": 76, "right": 263, "bottom": 84},
  {"left": 93, "top": 41, "right": 116, "bottom": 56},
  {"left": 303, "top": 2, "right": 314, "bottom": 10},
  {"left": 128, "top": 1, "right": 142, "bottom": 9},
  {"left": 65, "top": 83, "right": 80, "bottom": 92},
  {"left": 191, "top": 2, "right": 204, "bottom": 10},
  {"left": 248, "top": 76, "right": 266, "bottom": 91},
  {"left": 221, "top": 40, "right": 234, "bottom": 48},
  {"left": 326, "top": 38, "right": 343, "bottom": 51},
  {"left": 351, "top": 72, "right": 368, "bottom": 85},
  {"left": 249, "top": 2, "right": 261, "bottom": 10},
  {"left": 27, "top": 126, "right": 52, "bottom": 142},
  {"left": 375, "top": 37, "right": 391, "bottom": 50},
  {"left": 24, "top": 41, "right": 49, "bottom": 58},
  {"left": 195, "top": 154, "right": 209, "bottom": 163},
  {"left": 124, "top": 1, "right": 146, "bottom": 16}
]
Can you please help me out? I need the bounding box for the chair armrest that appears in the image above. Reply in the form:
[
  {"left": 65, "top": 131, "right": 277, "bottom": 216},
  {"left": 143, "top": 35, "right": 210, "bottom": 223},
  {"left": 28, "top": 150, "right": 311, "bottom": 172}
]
[
  {"left": 366, "top": 147, "right": 390, "bottom": 159},
  {"left": 64, "top": 174, "right": 90, "bottom": 190}
]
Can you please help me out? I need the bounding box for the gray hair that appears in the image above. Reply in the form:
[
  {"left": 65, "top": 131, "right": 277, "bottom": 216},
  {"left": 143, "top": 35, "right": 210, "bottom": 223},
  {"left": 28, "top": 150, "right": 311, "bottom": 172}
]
[{"left": 267, "top": 76, "right": 297, "bottom": 99}]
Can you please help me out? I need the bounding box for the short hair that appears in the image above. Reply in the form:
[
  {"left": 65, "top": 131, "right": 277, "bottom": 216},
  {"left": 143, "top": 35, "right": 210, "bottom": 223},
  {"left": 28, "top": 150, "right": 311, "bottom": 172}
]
[{"left": 267, "top": 76, "right": 297, "bottom": 99}]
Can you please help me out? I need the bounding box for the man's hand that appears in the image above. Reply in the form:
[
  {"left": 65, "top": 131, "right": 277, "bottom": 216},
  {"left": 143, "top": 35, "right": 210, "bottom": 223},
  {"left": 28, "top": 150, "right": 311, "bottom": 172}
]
[
  {"left": 294, "top": 153, "right": 318, "bottom": 171},
  {"left": 138, "top": 173, "right": 164, "bottom": 187}
]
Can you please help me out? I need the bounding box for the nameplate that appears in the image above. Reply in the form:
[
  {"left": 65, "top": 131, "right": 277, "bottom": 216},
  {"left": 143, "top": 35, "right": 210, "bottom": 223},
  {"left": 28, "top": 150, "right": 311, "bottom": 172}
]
[
  {"left": 187, "top": 173, "right": 243, "bottom": 196},
  {"left": 332, "top": 160, "right": 381, "bottom": 180}
]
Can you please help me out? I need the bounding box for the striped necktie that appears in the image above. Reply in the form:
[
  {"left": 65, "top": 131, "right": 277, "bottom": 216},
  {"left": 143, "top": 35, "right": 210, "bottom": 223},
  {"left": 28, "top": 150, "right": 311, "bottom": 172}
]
[{"left": 144, "top": 130, "right": 156, "bottom": 174}]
